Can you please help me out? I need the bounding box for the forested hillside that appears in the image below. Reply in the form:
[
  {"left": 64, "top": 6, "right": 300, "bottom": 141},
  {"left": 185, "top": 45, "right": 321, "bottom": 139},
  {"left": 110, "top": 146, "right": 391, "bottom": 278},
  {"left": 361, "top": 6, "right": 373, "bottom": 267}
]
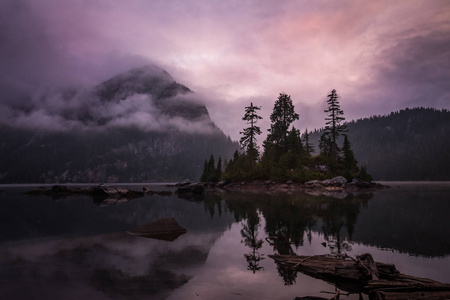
[
  {"left": 310, "top": 108, "right": 450, "bottom": 180},
  {"left": 0, "top": 66, "right": 239, "bottom": 183}
]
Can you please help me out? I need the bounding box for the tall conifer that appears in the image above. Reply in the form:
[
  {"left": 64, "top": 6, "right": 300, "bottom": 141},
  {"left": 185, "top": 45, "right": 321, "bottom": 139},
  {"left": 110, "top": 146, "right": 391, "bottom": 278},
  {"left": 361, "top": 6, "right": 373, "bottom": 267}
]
[
  {"left": 240, "top": 102, "right": 263, "bottom": 161},
  {"left": 323, "top": 89, "right": 346, "bottom": 161},
  {"left": 265, "top": 93, "right": 299, "bottom": 153}
]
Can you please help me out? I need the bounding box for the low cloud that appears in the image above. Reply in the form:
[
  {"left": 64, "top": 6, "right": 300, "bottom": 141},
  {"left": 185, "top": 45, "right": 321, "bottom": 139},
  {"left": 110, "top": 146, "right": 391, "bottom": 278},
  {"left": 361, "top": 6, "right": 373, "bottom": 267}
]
[{"left": 1, "top": 89, "right": 216, "bottom": 134}]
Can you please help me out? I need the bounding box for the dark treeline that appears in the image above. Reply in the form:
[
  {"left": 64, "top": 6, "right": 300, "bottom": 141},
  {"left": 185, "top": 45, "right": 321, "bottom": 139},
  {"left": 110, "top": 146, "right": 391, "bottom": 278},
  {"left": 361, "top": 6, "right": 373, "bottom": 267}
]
[
  {"left": 0, "top": 126, "right": 238, "bottom": 183},
  {"left": 309, "top": 107, "right": 450, "bottom": 180},
  {"left": 201, "top": 90, "right": 371, "bottom": 183}
]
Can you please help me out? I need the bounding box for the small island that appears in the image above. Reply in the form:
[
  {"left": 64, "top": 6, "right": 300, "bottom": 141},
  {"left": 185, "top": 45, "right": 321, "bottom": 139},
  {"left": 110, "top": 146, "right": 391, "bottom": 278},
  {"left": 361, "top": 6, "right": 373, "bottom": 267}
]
[{"left": 200, "top": 90, "right": 376, "bottom": 188}]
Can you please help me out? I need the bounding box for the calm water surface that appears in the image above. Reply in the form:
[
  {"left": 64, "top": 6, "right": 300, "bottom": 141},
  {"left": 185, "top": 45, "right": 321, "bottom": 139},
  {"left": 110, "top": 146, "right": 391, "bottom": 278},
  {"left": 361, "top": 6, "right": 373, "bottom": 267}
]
[{"left": 0, "top": 182, "right": 449, "bottom": 299}]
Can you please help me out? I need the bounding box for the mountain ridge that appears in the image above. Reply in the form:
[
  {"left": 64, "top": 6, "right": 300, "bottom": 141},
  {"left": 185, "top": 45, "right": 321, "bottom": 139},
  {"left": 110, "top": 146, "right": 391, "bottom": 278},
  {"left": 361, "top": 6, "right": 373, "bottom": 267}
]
[
  {"left": 309, "top": 107, "right": 450, "bottom": 180},
  {"left": 0, "top": 65, "right": 239, "bottom": 183}
]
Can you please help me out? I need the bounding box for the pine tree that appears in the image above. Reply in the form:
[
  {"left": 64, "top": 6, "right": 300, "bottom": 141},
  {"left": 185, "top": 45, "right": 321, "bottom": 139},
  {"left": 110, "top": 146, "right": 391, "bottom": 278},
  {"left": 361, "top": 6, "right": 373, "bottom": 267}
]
[
  {"left": 215, "top": 157, "right": 222, "bottom": 181},
  {"left": 200, "top": 159, "right": 208, "bottom": 182},
  {"left": 200, "top": 155, "right": 220, "bottom": 182},
  {"left": 357, "top": 165, "right": 373, "bottom": 182},
  {"left": 319, "top": 133, "right": 332, "bottom": 159},
  {"left": 240, "top": 102, "right": 263, "bottom": 161},
  {"left": 342, "top": 135, "right": 358, "bottom": 179},
  {"left": 323, "top": 89, "right": 346, "bottom": 161},
  {"left": 303, "top": 128, "right": 315, "bottom": 155},
  {"left": 265, "top": 93, "right": 299, "bottom": 153}
]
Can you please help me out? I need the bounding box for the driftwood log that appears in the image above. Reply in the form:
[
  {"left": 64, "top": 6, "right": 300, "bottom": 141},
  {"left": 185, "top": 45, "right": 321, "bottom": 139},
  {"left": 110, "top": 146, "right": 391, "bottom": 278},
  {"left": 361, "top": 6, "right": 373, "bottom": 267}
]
[{"left": 269, "top": 254, "right": 450, "bottom": 300}]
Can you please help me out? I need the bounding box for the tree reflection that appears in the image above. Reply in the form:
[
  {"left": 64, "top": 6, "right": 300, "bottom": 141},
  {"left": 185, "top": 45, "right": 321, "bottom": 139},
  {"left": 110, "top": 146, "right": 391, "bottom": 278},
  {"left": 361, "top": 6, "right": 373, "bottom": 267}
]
[
  {"left": 240, "top": 212, "right": 264, "bottom": 273},
  {"left": 319, "top": 194, "right": 368, "bottom": 255},
  {"left": 209, "top": 191, "right": 372, "bottom": 284}
]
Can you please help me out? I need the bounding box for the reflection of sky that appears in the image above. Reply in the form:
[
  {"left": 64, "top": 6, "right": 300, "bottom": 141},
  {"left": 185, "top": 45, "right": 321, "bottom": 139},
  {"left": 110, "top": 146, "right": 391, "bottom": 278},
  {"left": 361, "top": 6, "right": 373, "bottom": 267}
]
[
  {"left": 1, "top": 184, "right": 450, "bottom": 299},
  {"left": 169, "top": 218, "right": 450, "bottom": 300},
  {"left": 168, "top": 222, "right": 338, "bottom": 300}
]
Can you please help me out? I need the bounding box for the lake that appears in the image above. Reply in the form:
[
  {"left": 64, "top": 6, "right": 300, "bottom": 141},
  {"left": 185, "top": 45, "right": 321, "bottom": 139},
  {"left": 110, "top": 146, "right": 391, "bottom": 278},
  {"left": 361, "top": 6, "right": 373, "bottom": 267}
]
[{"left": 0, "top": 182, "right": 449, "bottom": 299}]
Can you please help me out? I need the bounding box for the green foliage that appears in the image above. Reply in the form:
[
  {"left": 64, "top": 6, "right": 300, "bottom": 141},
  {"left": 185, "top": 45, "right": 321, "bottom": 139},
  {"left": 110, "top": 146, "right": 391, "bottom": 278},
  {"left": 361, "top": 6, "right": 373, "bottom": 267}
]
[
  {"left": 200, "top": 155, "right": 223, "bottom": 182},
  {"left": 341, "top": 135, "right": 358, "bottom": 178},
  {"left": 222, "top": 150, "right": 259, "bottom": 182},
  {"left": 265, "top": 93, "right": 299, "bottom": 154},
  {"left": 357, "top": 165, "right": 373, "bottom": 182},
  {"left": 240, "top": 102, "right": 263, "bottom": 161},
  {"left": 204, "top": 89, "right": 375, "bottom": 184},
  {"left": 303, "top": 128, "right": 314, "bottom": 156},
  {"left": 309, "top": 107, "right": 450, "bottom": 180},
  {"left": 323, "top": 89, "right": 346, "bottom": 162}
]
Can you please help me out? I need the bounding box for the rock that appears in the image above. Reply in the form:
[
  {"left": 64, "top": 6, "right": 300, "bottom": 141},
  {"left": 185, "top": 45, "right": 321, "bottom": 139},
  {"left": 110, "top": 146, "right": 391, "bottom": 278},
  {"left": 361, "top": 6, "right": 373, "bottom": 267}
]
[
  {"left": 176, "top": 182, "right": 204, "bottom": 194},
  {"left": 127, "top": 217, "right": 187, "bottom": 241},
  {"left": 51, "top": 185, "right": 70, "bottom": 194},
  {"left": 25, "top": 185, "right": 145, "bottom": 202},
  {"left": 188, "top": 182, "right": 205, "bottom": 194},
  {"left": 355, "top": 181, "right": 374, "bottom": 188},
  {"left": 216, "top": 181, "right": 226, "bottom": 187},
  {"left": 330, "top": 176, "right": 347, "bottom": 186},
  {"left": 286, "top": 180, "right": 294, "bottom": 185},
  {"left": 352, "top": 178, "right": 363, "bottom": 183},
  {"left": 175, "top": 179, "right": 191, "bottom": 187},
  {"left": 143, "top": 187, "right": 172, "bottom": 196},
  {"left": 306, "top": 180, "right": 321, "bottom": 185},
  {"left": 322, "top": 179, "right": 332, "bottom": 186}
]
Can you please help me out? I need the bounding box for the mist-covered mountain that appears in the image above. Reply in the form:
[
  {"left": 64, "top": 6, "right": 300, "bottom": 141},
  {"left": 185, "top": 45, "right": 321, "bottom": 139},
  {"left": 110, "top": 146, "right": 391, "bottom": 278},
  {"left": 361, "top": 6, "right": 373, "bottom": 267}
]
[
  {"left": 0, "top": 65, "right": 239, "bottom": 183},
  {"left": 309, "top": 107, "right": 450, "bottom": 180}
]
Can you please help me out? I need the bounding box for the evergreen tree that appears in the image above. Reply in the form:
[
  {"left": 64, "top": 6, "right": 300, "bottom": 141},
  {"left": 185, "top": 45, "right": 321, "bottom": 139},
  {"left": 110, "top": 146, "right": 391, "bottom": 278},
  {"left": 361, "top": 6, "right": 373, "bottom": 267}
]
[
  {"left": 200, "top": 159, "right": 208, "bottom": 182},
  {"left": 265, "top": 93, "right": 299, "bottom": 153},
  {"left": 319, "top": 133, "right": 332, "bottom": 159},
  {"left": 303, "top": 128, "right": 314, "bottom": 155},
  {"left": 200, "top": 155, "right": 221, "bottom": 182},
  {"left": 357, "top": 165, "right": 373, "bottom": 182},
  {"left": 323, "top": 89, "right": 346, "bottom": 161},
  {"left": 287, "top": 127, "right": 304, "bottom": 154},
  {"left": 342, "top": 135, "right": 358, "bottom": 179},
  {"left": 215, "top": 157, "right": 222, "bottom": 181},
  {"left": 240, "top": 102, "right": 263, "bottom": 161}
]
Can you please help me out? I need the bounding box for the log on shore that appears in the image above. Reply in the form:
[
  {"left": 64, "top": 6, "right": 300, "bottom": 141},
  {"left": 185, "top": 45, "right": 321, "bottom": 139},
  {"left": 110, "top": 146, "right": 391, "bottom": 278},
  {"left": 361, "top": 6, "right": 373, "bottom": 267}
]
[
  {"left": 269, "top": 254, "right": 450, "bottom": 298},
  {"left": 370, "top": 290, "right": 450, "bottom": 300}
]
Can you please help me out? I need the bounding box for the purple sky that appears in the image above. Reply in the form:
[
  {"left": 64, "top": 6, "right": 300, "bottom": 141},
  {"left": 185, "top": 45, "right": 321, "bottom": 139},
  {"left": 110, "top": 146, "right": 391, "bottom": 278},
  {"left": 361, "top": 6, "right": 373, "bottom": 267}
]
[{"left": 1, "top": 0, "right": 450, "bottom": 141}]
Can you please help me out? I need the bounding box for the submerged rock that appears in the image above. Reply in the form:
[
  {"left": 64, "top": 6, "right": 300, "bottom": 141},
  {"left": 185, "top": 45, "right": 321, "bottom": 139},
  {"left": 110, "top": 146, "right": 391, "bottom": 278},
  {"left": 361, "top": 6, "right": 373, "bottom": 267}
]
[
  {"left": 175, "top": 179, "right": 192, "bottom": 187},
  {"left": 175, "top": 182, "right": 204, "bottom": 194},
  {"left": 127, "top": 217, "right": 187, "bottom": 241},
  {"left": 24, "top": 184, "right": 145, "bottom": 202}
]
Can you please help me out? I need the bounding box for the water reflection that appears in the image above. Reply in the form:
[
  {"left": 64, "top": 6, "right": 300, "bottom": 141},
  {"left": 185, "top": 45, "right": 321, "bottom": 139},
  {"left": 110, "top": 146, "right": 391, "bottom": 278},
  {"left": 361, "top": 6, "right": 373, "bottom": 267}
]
[
  {"left": 240, "top": 211, "right": 264, "bottom": 273},
  {"left": 1, "top": 183, "right": 449, "bottom": 299},
  {"left": 213, "top": 192, "right": 371, "bottom": 285},
  {"left": 201, "top": 184, "right": 450, "bottom": 287}
]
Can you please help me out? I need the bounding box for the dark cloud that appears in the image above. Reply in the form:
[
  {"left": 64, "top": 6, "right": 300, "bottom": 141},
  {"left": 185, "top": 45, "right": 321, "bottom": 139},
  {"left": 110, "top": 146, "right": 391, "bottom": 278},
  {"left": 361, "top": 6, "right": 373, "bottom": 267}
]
[
  {"left": 0, "top": 0, "right": 153, "bottom": 102},
  {"left": 1, "top": 0, "right": 449, "bottom": 139},
  {"left": 374, "top": 28, "right": 450, "bottom": 107}
]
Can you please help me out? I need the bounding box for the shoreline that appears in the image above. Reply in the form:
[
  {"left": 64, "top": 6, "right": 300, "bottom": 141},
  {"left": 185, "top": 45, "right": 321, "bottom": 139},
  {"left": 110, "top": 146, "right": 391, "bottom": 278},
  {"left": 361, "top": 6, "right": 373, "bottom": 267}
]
[{"left": 206, "top": 179, "right": 388, "bottom": 198}]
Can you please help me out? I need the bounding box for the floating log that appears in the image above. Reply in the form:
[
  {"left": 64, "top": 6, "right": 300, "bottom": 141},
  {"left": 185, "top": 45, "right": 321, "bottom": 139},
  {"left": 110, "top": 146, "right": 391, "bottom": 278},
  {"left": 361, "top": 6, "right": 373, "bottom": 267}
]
[
  {"left": 127, "top": 217, "right": 187, "bottom": 241},
  {"left": 370, "top": 290, "right": 450, "bottom": 300},
  {"left": 269, "top": 254, "right": 450, "bottom": 299}
]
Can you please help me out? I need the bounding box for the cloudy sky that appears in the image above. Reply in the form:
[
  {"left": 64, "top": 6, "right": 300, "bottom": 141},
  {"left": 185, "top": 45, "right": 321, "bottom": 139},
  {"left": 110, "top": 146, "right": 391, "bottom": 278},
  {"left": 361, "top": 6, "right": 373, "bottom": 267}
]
[{"left": 1, "top": 0, "right": 450, "bottom": 141}]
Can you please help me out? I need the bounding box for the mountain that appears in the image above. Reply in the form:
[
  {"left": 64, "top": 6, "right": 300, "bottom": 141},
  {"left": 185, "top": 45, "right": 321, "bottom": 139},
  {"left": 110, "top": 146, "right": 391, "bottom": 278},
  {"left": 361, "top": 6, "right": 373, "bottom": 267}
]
[
  {"left": 0, "top": 65, "right": 239, "bottom": 183},
  {"left": 309, "top": 107, "right": 450, "bottom": 180}
]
